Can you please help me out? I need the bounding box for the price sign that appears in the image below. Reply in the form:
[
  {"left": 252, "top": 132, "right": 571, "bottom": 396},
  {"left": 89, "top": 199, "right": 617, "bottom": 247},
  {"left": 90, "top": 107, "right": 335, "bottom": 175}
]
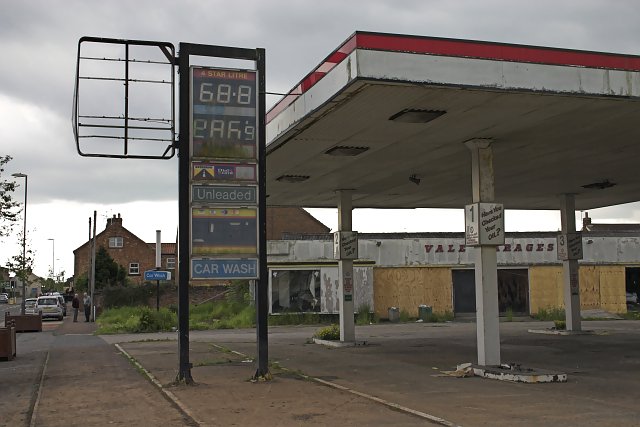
[
  {"left": 191, "top": 68, "right": 257, "bottom": 159},
  {"left": 189, "top": 66, "right": 260, "bottom": 280}
]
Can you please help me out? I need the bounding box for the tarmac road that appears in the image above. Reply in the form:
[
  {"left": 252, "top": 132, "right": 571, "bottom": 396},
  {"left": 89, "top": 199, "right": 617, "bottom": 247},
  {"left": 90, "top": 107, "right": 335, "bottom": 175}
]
[
  {"left": 0, "top": 316, "right": 192, "bottom": 427},
  {"left": 3, "top": 316, "right": 640, "bottom": 426}
]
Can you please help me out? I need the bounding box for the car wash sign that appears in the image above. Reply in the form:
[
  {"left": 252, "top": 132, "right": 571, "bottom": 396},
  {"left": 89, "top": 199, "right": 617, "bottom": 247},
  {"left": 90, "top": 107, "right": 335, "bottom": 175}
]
[{"left": 189, "top": 66, "right": 259, "bottom": 279}]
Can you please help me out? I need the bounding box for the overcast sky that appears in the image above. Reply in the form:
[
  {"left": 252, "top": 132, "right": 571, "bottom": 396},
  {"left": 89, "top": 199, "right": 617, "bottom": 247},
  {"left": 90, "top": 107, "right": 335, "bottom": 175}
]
[{"left": 2, "top": 0, "right": 640, "bottom": 279}]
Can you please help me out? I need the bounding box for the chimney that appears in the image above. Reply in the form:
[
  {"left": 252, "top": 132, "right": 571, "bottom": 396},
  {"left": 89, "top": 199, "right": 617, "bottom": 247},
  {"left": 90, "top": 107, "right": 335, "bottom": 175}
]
[{"left": 106, "top": 213, "right": 123, "bottom": 229}]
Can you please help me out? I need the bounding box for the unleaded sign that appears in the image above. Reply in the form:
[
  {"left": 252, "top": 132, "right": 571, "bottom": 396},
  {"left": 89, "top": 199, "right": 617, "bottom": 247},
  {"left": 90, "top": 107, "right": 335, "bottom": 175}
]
[{"left": 192, "top": 185, "right": 257, "bottom": 204}]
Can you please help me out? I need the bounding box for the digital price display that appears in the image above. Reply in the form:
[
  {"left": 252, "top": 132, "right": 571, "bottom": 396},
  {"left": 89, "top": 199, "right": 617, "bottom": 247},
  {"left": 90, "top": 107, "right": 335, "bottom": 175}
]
[
  {"left": 191, "top": 67, "right": 257, "bottom": 159},
  {"left": 191, "top": 207, "right": 258, "bottom": 255}
]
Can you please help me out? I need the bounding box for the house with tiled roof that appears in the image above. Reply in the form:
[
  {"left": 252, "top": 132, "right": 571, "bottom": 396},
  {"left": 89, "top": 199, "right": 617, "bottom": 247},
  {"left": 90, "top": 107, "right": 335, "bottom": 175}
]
[
  {"left": 73, "top": 214, "right": 176, "bottom": 286},
  {"left": 73, "top": 209, "right": 330, "bottom": 286}
]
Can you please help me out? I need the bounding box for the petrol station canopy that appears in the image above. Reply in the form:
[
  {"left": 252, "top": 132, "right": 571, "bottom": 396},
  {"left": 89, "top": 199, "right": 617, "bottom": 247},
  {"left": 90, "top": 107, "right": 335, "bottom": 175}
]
[{"left": 265, "top": 31, "right": 640, "bottom": 211}]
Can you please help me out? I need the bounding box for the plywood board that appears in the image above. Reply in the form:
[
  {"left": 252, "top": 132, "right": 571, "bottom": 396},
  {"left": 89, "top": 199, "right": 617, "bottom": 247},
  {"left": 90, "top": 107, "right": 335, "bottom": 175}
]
[
  {"left": 528, "top": 266, "right": 563, "bottom": 314},
  {"left": 598, "top": 266, "right": 626, "bottom": 314},
  {"left": 373, "top": 267, "right": 452, "bottom": 318}
]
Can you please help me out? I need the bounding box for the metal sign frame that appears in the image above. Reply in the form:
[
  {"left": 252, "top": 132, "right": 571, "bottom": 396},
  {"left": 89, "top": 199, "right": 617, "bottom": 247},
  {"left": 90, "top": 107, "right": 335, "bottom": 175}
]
[
  {"left": 74, "top": 38, "right": 268, "bottom": 385},
  {"left": 73, "top": 37, "right": 176, "bottom": 159},
  {"left": 177, "top": 43, "right": 267, "bottom": 383}
]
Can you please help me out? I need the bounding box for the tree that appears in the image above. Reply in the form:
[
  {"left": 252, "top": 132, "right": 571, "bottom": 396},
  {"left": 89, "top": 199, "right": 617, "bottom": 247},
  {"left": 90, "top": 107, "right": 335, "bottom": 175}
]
[
  {"left": 5, "top": 229, "right": 35, "bottom": 293},
  {"left": 94, "top": 246, "right": 127, "bottom": 289},
  {"left": 0, "top": 155, "right": 20, "bottom": 238}
]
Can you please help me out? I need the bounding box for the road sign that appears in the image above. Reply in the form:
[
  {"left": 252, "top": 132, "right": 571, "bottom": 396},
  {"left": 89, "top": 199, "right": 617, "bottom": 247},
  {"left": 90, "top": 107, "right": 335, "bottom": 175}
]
[{"left": 144, "top": 270, "right": 172, "bottom": 281}]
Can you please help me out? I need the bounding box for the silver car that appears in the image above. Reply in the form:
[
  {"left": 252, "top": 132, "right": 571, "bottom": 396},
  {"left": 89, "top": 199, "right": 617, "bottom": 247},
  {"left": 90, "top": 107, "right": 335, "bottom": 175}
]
[
  {"left": 24, "top": 298, "right": 39, "bottom": 315},
  {"left": 36, "top": 296, "right": 63, "bottom": 320}
]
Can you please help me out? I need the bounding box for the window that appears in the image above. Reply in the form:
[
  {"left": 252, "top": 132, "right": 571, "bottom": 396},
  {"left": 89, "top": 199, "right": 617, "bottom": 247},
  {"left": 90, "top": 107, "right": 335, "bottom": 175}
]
[
  {"left": 129, "top": 263, "right": 139, "bottom": 275},
  {"left": 271, "top": 270, "right": 321, "bottom": 313},
  {"left": 109, "top": 237, "right": 123, "bottom": 248},
  {"left": 166, "top": 257, "right": 176, "bottom": 269}
]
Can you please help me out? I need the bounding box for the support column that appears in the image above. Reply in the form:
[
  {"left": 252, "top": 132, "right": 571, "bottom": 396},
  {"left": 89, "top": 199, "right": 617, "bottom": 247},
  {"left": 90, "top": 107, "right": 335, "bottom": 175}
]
[
  {"left": 559, "top": 194, "right": 582, "bottom": 331},
  {"left": 465, "top": 139, "right": 501, "bottom": 366},
  {"left": 337, "top": 190, "right": 356, "bottom": 342}
]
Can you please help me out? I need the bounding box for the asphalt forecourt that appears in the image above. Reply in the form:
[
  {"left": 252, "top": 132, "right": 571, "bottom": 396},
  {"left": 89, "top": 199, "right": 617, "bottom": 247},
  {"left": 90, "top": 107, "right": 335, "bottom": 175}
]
[{"left": 104, "top": 319, "right": 640, "bottom": 426}]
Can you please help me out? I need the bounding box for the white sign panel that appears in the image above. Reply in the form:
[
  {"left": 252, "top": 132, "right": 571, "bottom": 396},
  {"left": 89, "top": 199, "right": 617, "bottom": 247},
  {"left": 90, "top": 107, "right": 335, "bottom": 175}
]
[
  {"left": 557, "top": 233, "right": 583, "bottom": 260},
  {"left": 465, "top": 203, "right": 504, "bottom": 246},
  {"left": 333, "top": 231, "right": 358, "bottom": 260}
]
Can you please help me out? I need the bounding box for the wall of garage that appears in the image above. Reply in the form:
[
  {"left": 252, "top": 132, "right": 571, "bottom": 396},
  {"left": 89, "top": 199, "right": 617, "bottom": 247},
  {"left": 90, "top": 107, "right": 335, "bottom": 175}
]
[{"left": 267, "top": 232, "right": 633, "bottom": 316}]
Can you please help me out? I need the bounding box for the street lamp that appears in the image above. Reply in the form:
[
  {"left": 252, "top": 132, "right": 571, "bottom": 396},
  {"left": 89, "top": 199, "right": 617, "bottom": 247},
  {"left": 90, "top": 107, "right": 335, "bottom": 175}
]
[
  {"left": 12, "top": 172, "right": 27, "bottom": 315},
  {"left": 48, "top": 238, "right": 55, "bottom": 282}
]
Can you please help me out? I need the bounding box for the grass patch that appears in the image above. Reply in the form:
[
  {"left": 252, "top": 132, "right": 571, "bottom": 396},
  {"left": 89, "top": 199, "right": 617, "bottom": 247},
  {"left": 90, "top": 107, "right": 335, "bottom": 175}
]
[
  {"left": 97, "top": 307, "right": 177, "bottom": 334},
  {"left": 356, "top": 304, "right": 377, "bottom": 325},
  {"left": 399, "top": 309, "right": 413, "bottom": 322},
  {"left": 621, "top": 311, "right": 640, "bottom": 320},
  {"left": 268, "top": 312, "right": 322, "bottom": 326},
  {"left": 505, "top": 307, "right": 514, "bottom": 322},
  {"left": 533, "top": 307, "right": 566, "bottom": 321},
  {"left": 421, "top": 310, "right": 454, "bottom": 323},
  {"left": 190, "top": 300, "right": 256, "bottom": 330},
  {"left": 553, "top": 320, "right": 566, "bottom": 330}
]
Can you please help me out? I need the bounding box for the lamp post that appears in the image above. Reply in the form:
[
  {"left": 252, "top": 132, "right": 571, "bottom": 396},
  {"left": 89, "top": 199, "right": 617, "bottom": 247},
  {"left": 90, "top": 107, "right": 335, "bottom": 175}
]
[
  {"left": 48, "top": 238, "right": 55, "bottom": 283},
  {"left": 12, "top": 172, "right": 28, "bottom": 315}
]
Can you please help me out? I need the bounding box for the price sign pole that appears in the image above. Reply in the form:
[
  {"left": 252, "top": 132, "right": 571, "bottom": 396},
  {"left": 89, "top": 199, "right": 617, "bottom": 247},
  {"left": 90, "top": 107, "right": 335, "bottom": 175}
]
[{"left": 177, "top": 43, "right": 267, "bottom": 384}]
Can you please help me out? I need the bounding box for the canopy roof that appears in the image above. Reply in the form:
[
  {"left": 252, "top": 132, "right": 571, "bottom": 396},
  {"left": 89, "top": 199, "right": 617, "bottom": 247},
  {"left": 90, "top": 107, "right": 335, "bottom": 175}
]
[{"left": 265, "top": 31, "right": 640, "bottom": 210}]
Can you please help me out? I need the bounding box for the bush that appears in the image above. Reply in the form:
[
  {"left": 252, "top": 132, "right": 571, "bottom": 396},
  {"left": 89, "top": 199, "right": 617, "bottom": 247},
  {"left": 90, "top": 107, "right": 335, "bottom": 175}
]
[
  {"left": 102, "top": 284, "right": 173, "bottom": 309},
  {"left": 314, "top": 324, "right": 340, "bottom": 341},
  {"left": 138, "top": 307, "right": 177, "bottom": 332},
  {"left": 227, "top": 280, "right": 251, "bottom": 305}
]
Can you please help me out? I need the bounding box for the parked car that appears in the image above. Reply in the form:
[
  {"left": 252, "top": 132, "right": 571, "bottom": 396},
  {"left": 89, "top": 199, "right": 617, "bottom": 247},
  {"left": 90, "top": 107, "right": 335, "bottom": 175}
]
[
  {"left": 36, "top": 296, "right": 63, "bottom": 321},
  {"left": 627, "top": 292, "right": 638, "bottom": 304},
  {"left": 24, "top": 298, "right": 39, "bottom": 315},
  {"left": 53, "top": 293, "right": 67, "bottom": 316},
  {"left": 0, "top": 294, "right": 8, "bottom": 304}
]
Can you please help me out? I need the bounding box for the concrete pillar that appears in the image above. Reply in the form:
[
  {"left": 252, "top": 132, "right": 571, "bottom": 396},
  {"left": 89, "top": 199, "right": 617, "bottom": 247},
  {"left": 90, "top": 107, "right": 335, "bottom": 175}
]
[
  {"left": 560, "top": 194, "right": 582, "bottom": 331},
  {"left": 465, "top": 139, "right": 501, "bottom": 366},
  {"left": 337, "top": 190, "right": 356, "bottom": 342}
]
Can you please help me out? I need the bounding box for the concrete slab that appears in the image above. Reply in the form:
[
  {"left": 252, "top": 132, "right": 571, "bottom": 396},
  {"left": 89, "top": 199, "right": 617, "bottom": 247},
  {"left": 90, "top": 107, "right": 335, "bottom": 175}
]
[{"left": 460, "top": 362, "right": 568, "bottom": 383}]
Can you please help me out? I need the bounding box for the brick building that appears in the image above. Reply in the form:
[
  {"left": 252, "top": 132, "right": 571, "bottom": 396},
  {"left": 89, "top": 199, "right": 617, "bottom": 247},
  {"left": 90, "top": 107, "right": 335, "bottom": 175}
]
[
  {"left": 73, "top": 214, "right": 176, "bottom": 286},
  {"left": 266, "top": 207, "right": 330, "bottom": 239},
  {"left": 73, "top": 209, "right": 329, "bottom": 286}
]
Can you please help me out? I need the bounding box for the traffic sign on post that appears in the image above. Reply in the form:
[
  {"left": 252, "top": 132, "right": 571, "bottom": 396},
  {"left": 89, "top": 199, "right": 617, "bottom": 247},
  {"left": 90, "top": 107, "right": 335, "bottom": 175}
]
[{"left": 144, "top": 270, "right": 172, "bottom": 281}]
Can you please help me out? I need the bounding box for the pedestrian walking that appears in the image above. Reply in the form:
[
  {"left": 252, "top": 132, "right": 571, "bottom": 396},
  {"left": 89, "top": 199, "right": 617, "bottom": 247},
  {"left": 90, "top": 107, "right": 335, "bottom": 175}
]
[
  {"left": 83, "top": 293, "right": 91, "bottom": 322},
  {"left": 72, "top": 293, "right": 80, "bottom": 322}
]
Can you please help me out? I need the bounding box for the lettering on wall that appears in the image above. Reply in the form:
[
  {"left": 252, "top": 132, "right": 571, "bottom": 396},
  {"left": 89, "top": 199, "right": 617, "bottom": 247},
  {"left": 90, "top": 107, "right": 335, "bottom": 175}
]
[{"left": 425, "top": 241, "right": 555, "bottom": 253}]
